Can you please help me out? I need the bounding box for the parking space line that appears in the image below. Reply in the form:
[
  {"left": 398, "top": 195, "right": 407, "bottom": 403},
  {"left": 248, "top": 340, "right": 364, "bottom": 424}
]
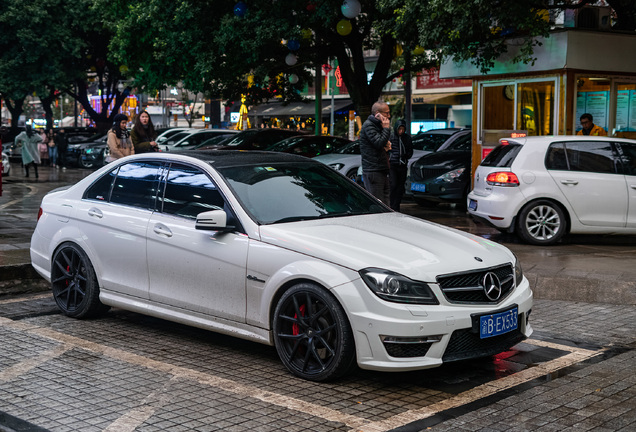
[
  {"left": 0, "top": 343, "right": 71, "bottom": 383},
  {"left": 0, "top": 319, "right": 369, "bottom": 430},
  {"left": 352, "top": 341, "right": 602, "bottom": 432},
  {"left": 0, "top": 316, "right": 604, "bottom": 432}
]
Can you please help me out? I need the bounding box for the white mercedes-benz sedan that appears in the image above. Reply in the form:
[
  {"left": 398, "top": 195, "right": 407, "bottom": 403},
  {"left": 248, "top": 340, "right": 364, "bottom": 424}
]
[{"left": 31, "top": 150, "right": 533, "bottom": 381}]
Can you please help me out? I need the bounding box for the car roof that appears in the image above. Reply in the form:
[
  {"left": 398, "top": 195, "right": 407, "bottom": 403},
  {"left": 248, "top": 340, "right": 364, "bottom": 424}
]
[
  {"left": 502, "top": 135, "right": 636, "bottom": 146},
  {"left": 135, "top": 149, "right": 315, "bottom": 168}
]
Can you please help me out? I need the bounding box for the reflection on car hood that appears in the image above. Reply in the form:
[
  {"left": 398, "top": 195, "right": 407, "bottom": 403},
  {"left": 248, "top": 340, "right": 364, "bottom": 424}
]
[{"left": 259, "top": 213, "right": 512, "bottom": 281}]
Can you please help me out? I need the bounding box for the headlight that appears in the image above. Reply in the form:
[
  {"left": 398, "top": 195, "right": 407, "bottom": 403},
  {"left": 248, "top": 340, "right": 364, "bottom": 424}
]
[
  {"left": 514, "top": 256, "right": 523, "bottom": 287},
  {"left": 360, "top": 268, "right": 439, "bottom": 305},
  {"left": 329, "top": 163, "right": 344, "bottom": 171},
  {"left": 436, "top": 167, "right": 465, "bottom": 183}
]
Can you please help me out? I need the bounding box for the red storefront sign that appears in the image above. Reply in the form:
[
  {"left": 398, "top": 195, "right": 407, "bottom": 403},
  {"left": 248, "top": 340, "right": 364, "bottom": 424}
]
[{"left": 416, "top": 68, "right": 471, "bottom": 89}]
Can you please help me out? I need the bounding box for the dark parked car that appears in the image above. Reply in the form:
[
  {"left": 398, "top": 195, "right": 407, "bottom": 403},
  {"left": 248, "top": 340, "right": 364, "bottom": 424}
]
[
  {"left": 408, "top": 129, "right": 472, "bottom": 206},
  {"left": 266, "top": 135, "right": 351, "bottom": 158},
  {"left": 66, "top": 132, "right": 109, "bottom": 168},
  {"left": 168, "top": 129, "right": 239, "bottom": 152},
  {"left": 213, "top": 129, "right": 308, "bottom": 151}
]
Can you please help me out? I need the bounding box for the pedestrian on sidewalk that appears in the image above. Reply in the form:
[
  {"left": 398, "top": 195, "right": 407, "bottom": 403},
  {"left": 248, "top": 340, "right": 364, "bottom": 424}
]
[
  {"left": 48, "top": 129, "right": 58, "bottom": 168},
  {"left": 15, "top": 125, "right": 42, "bottom": 178},
  {"left": 107, "top": 113, "right": 134, "bottom": 161},
  {"left": 38, "top": 129, "right": 50, "bottom": 167},
  {"left": 54, "top": 129, "right": 68, "bottom": 170},
  {"left": 388, "top": 119, "right": 413, "bottom": 212},
  {"left": 360, "top": 101, "right": 392, "bottom": 206},
  {"left": 131, "top": 110, "right": 159, "bottom": 153}
]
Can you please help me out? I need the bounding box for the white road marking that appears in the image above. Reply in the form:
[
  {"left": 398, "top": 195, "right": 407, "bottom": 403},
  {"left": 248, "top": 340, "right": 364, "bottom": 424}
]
[
  {"left": 0, "top": 184, "right": 37, "bottom": 210},
  {"left": 0, "top": 316, "right": 604, "bottom": 432}
]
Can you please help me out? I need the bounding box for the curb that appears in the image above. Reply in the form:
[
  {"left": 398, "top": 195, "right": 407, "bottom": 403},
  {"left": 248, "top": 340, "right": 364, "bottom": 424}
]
[{"left": 0, "top": 264, "right": 50, "bottom": 297}]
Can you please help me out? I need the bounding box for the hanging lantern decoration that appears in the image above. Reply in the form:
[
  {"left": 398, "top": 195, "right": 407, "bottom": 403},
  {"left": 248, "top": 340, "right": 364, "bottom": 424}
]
[
  {"left": 119, "top": 65, "right": 129, "bottom": 73},
  {"left": 336, "top": 19, "right": 352, "bottom": 36},
  {"left": 306, "top": 2, "right": 317, "bottom": 12},
  {"left": 341, "top": 0, "right": 361, "bottom": 19},
  {"left": 289, "top": 74, "right": 299, "bottom": 84},
  {"left": 412, "top": 45, "right": 425, "bottom": 56},
  {"left": 300, "top": 28, "right": 313, "bottom": 40},
  {"left": 234, "top": 2, "right": 247, "bottom": 17},
  {"left": 287, "top": 39, "right": 301, "bottom": 51},
  {"left": 285, "top": 53, "right": 298, "bottom": 66}
]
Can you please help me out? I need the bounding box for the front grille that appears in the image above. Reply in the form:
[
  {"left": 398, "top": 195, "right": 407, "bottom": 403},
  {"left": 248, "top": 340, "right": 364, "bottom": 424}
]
[
  {"left": 383, "top": 342, "right": 433, "bottom": 358},
  {"left": 437, "top": 264, "right": 514, "bottom": 304},
  {"left": 442, "top": 327, "right": 526, "bottom": 362},
  {"left": 412, "top": 167, "right": 448, "bottom": 182}
]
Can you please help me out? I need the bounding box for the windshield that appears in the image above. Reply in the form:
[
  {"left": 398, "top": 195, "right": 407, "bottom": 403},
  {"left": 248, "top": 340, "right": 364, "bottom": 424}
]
[
  {"left": 411, "top": 133, "right": 452, "bottom": 152},
  {"left": 223, "top": 130, "right": 259, "bottom": 147},
  {"left": 217, "top": 161, "right": 389, "bottom": 224},
  {"left": 266, "top": 137, "right": 304, "bottom": 152},
  {"left": 334, "top": 140, "right": 360, "bottom": 154}
]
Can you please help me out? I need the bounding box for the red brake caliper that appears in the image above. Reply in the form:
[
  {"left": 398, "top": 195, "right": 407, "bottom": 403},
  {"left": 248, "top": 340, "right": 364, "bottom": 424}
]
[
  {"left": 292, "top": 304, "right": 306, "bottom": 335},
  {"left": 66, "top": 266, "right": 70, "bottom": 286}
]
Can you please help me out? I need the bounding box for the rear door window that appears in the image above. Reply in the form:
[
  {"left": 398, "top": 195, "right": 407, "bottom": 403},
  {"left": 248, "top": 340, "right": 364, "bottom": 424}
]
[
  {"left": 109, "top": 161, "right": 162, "bottom": 209},
  {"left": 561, "top": 141, "right": 618, "bottom": 174},
  {"left": 616, "top": 142, "right": 636, "bottom": 176}
]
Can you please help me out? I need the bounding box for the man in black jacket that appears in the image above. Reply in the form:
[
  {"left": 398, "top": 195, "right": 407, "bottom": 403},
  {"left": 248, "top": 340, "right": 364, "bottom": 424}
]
[
  {"left": 360, "top": 101, "right": 392, "bottom": 205},
  {"left": 388, "top": 119, "right": 413, "bottom": 211}
]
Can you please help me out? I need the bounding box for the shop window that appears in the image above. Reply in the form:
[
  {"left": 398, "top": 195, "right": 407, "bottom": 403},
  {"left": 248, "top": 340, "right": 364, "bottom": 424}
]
[
  {"left": 516, "top": 81, "right": 555, "bottom": 136},
  {"left": 615, "top": 83, "right": 636, "bottom": 139},
  {"left": 482, "top": 85, "right": 514, "bottom": 131},
  {"left": 575, "top": 78, "right": 610, "bottom": 134}
]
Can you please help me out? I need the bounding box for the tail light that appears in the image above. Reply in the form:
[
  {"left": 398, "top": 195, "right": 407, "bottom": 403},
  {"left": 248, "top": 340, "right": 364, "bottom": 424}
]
[
  {"left": 37, "top": 207, "right": 43, "bottom": 221},
  {"left": 486, "top": 172, "right": 519, "bottom": 186}
]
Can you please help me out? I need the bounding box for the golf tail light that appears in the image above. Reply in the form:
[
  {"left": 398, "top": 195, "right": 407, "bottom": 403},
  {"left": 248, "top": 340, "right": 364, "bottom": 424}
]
[{"left": 486, "top": 171, "right": 519, "bottom": 186}]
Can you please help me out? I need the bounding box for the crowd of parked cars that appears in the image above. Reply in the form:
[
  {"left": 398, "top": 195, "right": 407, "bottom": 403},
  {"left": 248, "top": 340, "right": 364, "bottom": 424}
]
[{"left": 5, "top": 123, "right": 636, "bottom": 246}]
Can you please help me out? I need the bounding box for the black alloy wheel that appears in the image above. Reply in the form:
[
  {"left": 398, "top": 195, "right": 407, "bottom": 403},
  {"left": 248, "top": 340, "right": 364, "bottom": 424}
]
[
  {"left": 273, "top": 283, "right": 356, "bottom": 381},
  {"left": 51, "top": 243, "right": 108, "bottom": 318}
]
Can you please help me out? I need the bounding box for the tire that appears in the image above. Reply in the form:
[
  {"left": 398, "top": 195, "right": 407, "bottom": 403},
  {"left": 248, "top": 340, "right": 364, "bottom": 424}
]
[
  {"left": 516, "top": 200, "right": 566, "bottom": 245},
  {"left": 345, "top": 168, "right": 358, "bottom": 182},
  {"left": 79, "top": 156, "right": 94, "bottom": 169},
  {"left": 273, "top": 283, "right": 356, "bottom": 381},
  {"left": 51, "top": 243, "right": 109, "bottom": 318}
]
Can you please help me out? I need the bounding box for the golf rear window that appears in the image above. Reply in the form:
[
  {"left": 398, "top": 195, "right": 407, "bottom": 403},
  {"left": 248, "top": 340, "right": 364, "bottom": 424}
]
[{"left": 481, "top": 144, "right": 523, "bottom": 167}]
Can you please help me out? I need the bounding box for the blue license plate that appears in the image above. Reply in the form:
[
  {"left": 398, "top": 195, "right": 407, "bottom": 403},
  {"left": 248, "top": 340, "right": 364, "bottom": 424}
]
[
  {"left": 469, "top": 199, "right": 478, "bottom": 211},
  {"left": 411, "top": 182, "right": 426, "bottom": 192},
  {"left": 479, "top": 307, "right": 518, "bottom": 339}
]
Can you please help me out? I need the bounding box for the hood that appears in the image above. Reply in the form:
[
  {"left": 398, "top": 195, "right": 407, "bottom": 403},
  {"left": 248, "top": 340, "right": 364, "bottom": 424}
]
[
  {"left": 313, "top": 153, "right": 360, "bottom": 165},
  {"left": 394, "top": 119, "right": 407, "bottom": 136},
  {"left": 259, "top": 213, "right": 514, "bottom": 282}
]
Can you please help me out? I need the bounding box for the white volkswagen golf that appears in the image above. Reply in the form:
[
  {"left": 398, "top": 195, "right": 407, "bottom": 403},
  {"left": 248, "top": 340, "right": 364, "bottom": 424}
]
[
  {"left": 468, "top": 136, "right": 636, "bottom": 245},
  {"left": 31, "top": 150, "right": 533, "bottom": 381}
]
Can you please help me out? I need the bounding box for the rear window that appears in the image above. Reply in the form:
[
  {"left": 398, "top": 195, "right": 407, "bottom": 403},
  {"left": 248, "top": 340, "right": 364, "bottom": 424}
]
[{"left": 480, "top": 144, "right": 523, "bottom": 167}]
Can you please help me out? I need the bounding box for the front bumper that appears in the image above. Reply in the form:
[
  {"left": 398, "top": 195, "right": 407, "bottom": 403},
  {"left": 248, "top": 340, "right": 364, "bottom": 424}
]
[{"left": 332, "top": 276, "right": 533, "bottom": 372}]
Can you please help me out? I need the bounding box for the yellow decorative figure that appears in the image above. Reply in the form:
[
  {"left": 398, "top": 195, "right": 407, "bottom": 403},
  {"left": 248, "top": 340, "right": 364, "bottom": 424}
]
[{"left": 237, "top": 95, "right": 251, "bottom": 131}]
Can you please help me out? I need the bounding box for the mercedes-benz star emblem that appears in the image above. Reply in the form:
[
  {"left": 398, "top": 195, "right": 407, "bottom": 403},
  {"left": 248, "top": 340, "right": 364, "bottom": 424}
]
[{"left": 482, "top": 272, "right": 502, "bottom": 301}]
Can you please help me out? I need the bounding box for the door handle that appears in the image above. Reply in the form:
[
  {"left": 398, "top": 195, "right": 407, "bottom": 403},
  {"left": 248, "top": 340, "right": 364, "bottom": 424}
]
[
  {"left": 153, "top": 224, "right": 173, "bottom": 237},
  {"left": 560, "top": 180, "right": 579, "bottom": 186},
  {"left": 630, "top": 185, "right": 636, "bottom": 190},
  {"left": 87, "top": 208, "right": 103, "bottom": 218}
]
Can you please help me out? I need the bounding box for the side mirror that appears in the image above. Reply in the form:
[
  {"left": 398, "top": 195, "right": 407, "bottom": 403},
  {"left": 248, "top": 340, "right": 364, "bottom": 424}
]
[{"left": 195, "top": 209, "right": 234, "bottom": 232}]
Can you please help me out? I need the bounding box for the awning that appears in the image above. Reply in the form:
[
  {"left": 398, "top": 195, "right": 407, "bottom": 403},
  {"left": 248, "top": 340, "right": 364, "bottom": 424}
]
[
  {"left": 249, "top": 99, "right": 354, "bottom": 117},
  {"left": 411, "top": 92, "right": 471, "bottom": 105}
]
